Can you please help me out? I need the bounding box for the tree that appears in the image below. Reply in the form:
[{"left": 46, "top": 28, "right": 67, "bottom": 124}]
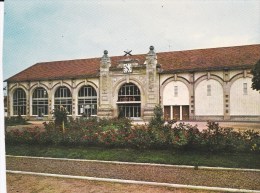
[
  {"left": 148, "top": 105, "right": 164, "bottom": 129},
  {"left": 251, "top": 59, "right": 260, "bottom": 91},
  {"left": 52, "top": 106, "right": 68, "bottom": 132}
]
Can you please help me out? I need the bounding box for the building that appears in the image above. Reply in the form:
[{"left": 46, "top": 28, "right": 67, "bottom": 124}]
[
  {"left": 3, "top": 96, "right": 7, "bottom": 117},
  {"left": 5, "top": 44, "right": 260, "bottom": 121}
]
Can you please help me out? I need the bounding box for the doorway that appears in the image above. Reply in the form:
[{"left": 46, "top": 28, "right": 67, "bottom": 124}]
[
  {"left": 163, "top": 105, "right": 190, "bottom": 121},
  {"left": 182, "top": 105, "right": 189, "bottom": 120},
  {"left": 173, "top": 106, "right": 180, "bottom": 121}
]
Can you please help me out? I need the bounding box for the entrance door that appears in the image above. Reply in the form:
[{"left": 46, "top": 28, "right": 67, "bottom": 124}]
[
  {"left": 37, "top": 107, "right": 45, "bottom": 118},
  {"left": 173, "top": 106, "right": 180, "bottom": 121},
  {"left": 164, "top": 106, "right": 170, "bottom": 120},
  {"left": 182, "top": 105, "right": 189, "bottom": 120}
]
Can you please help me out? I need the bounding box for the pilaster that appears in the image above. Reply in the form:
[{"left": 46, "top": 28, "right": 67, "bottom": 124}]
[
  {"left": 48, "top": 81, "right": 53, "bottom": 119},
  {"left": 189, "top": 72, "right": 195, "bottom": 120},
  {"left": 71, "top": 79, "right": 77, "bottom": 119},
  {"left": 26, "top": 82, "right": 30, "bottom": 118},
  {"left": 97, "top": 50, "right": 113, "bottom": 118},
  {"left": 143, "top": 46, "right": 159, "bottom": 121},
  {"left": 223, "top": 70, "right": 231, "bottom": 120}
]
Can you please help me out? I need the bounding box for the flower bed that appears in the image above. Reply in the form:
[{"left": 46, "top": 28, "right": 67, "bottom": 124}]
[{"left": 5, "top": 117, "right": 260, "bottom": 153}]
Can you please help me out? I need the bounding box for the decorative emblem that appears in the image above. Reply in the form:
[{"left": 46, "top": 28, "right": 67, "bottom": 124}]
[
  {"left": 123, "top": 63, "right": 132, "bottom": 73},
  {"left": 124, "top": 50, "right": 132, "bottom": 56}
]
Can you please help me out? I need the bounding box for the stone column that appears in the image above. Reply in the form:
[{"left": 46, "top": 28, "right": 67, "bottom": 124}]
[
  {"left": 26, "top": 82, "right": 30, "bottom": 119},
  {"left": 223, "top": 70, "right": 231, "bottom": 120},
  {"left": 7, "top": 83, "right": 10, "bottom": 117},
  {"left": 97, "top": 50, "right": 113, "bottom": 119},
  {"left": 143, "top": 46, "right": 160, "bottom": 121},
  {"left": 189, "top": 72, "right": 195, "bottom": 120},
  {"left": 47, "top": 81, "right": 53, "bottom": 120},
  {"left": 71, "top": 79, "right": 77, "bottom": 119}
]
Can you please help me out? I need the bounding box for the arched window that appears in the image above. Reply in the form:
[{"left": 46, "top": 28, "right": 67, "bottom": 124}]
[
  {"left": 13, "top": 88, "right": 26, "bottom": 115},
  {"left": 32, "top": 87, "right": 48, "bottom": 116},
  {"left": 78, "top": 85, "right": 97, "bottom": 116},
  {"left": 54, "top": 86, "right": 72, "bottom": 115},
  {"left": 117, "top": 83, "right": 141, "bottom": 118}
]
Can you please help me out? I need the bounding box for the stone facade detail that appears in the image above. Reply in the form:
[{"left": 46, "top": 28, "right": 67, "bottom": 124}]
[
  {"left": 5, "top": 45, "right": 260, "bottom": 122},
  {"left": 143, "top": 46, "right": 160, "bottom": 121},
  {"left": 98, "top": 50, "right": 113, "bottom": 119}
]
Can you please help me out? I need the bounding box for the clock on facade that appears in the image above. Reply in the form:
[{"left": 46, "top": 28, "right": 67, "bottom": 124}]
[{"left": 123, "top": 63, "right": 132, "bottom": 73}]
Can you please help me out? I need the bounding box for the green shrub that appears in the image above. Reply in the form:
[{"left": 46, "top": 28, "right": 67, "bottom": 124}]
[
  {"left": 148, "top": 105, "right": 164, "bottom": 129},
  {"left": 5, "top": 118, "right": 260, "bottom": 153},
  {"left": 5, "top": 115, "right": 29, "bottom": 126},
  {"left": 52, "top": 107, "right": 68, "bottom": 129}
]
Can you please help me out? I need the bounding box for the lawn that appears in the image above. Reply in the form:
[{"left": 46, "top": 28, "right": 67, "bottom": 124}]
[{"left": 6, "top": 144, "right": 260, "bottom": 169}]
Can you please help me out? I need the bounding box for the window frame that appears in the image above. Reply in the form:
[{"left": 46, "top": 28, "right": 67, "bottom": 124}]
[
  {"left": 78, "top": 85, "right": 97, "bottom": 116},
  {"left": 117, "top": 83, "right": 141, "bottom": 118},
  {"left": 174, "top": 86, "right": 178, "bottom": 97},
  {"left": 243, "top": 83, "right": 248, "bottom": 95},
  {"left": 13, "top": 88, "right": 27, "bottom": 116},
  {"left": 207, "top": 84, "right": 211, "bottom": 96},
  {"left": 54, "top": 86, "right": 72, "bottom": 115},
  {"left": 32, "top": 87, "right": 48, "bottom": 116}
]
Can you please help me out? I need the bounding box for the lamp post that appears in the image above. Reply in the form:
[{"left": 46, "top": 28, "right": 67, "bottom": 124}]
[{"left": 60, "top": 105, "right": 65, "bottom": 134}]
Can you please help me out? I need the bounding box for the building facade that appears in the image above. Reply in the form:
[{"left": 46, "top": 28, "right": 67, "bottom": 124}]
[{"left": 5, "top": 44, "right": 260, "bottom": 121}]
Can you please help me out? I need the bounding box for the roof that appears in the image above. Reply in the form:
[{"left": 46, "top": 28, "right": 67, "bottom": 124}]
[{"left": 6, "top": 44, "right": 260, "bottom": 82}]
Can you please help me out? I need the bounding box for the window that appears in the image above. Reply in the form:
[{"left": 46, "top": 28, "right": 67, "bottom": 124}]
[
  {"left": 54, "top": 86, "right": 72, "bottom": 114},
  {"left": 118, "top": 83, "right": 141, "bottom": 118},
  {"left": 78, "top": 85, "right": 97, "bottom": 116},
  {"left": 174, "top": 86, "right": 178, "bottom": 97},
  {"left": 32, "top": 87, "right": 48, "bottom": 116},
  {"left": 207, "top": 85, "right": 211, "bottom": 96},
  {"left": 243, "top": 83, "right": 247, "bottom": 95},
  {"left": 13, "top": 88, "right": 26, "bottom": 115}
]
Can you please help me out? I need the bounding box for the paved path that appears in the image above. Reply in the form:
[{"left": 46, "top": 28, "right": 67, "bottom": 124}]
[{"left": 6, "top": 156, "right": 260, "bottom": 191}]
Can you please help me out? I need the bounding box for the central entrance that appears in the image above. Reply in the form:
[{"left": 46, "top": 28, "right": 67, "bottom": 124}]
[
  {"left": 164, "top": 105, "right": 189, "bottom": 121},
  {"left": 117, "top": 83, "right": 141, "bottom": 118}
]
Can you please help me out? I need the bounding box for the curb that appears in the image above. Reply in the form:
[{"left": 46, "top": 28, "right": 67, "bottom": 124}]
[
  {"left": 6, "top": 155, "right": 260, "bottom": 172},
  {"left": 7, "top": 170, "right": 260, "bottom": 193}
]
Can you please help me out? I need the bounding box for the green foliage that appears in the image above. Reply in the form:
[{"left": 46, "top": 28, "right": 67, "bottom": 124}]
[
  {"left": 52, "top": 107, "right": 68, "bottom": 128},
  {"left": 148, "top": 105, "right": 164, "bottom": 129},
  {"left": 251, "top": 59, "right": 260, "bottom": 91},
  {"left": 5, "top": 118, "right": 260, "bottom": 153},
  {"left": 5, "top": 115, "right": 29, "bottom": 126}
]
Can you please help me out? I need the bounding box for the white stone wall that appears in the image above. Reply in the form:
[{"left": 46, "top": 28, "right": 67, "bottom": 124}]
[
  {"left": 211, "top": 71, "right": 224, "bottom": 79},
  {"left": 229, "top": 70, "right": 243, "bottom": 80},
  {"left": 194, "top": 72, "right": 206, "bottom": 81},
  {"left": 162, "top": 81, "right": 189, "bottom": 106},
  {"left": 230, "top": 77, "right": 260, "bottom": 115},
  {"left": 195, "top": 79, "right": 224, "bottom": 116}
]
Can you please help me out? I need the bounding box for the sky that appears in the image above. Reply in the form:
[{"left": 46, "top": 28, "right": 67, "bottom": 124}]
[{"left": 2, "top": 0, "right": 260, "bottom": 81}]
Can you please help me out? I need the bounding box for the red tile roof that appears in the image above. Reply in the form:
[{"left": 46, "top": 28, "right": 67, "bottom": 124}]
[{"left": 6, "top": 44, "right": 260, "bottom": 82}]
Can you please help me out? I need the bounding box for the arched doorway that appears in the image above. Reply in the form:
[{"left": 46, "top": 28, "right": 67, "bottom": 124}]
[
  {"left": 162, "top": 81, "right": 189, "bottom": 121},
  {"left": 117, "top": 83, "right": 141, "bottom": 118}
]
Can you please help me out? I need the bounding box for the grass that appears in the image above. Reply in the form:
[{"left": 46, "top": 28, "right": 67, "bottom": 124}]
[{"left": 6, "top": 144, "right": 260, "bottom": 169}]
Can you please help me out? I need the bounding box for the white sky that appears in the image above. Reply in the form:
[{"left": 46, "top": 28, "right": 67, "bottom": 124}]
[{"left": 2, "top": 0, "right": 260, "bottom": 80}]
